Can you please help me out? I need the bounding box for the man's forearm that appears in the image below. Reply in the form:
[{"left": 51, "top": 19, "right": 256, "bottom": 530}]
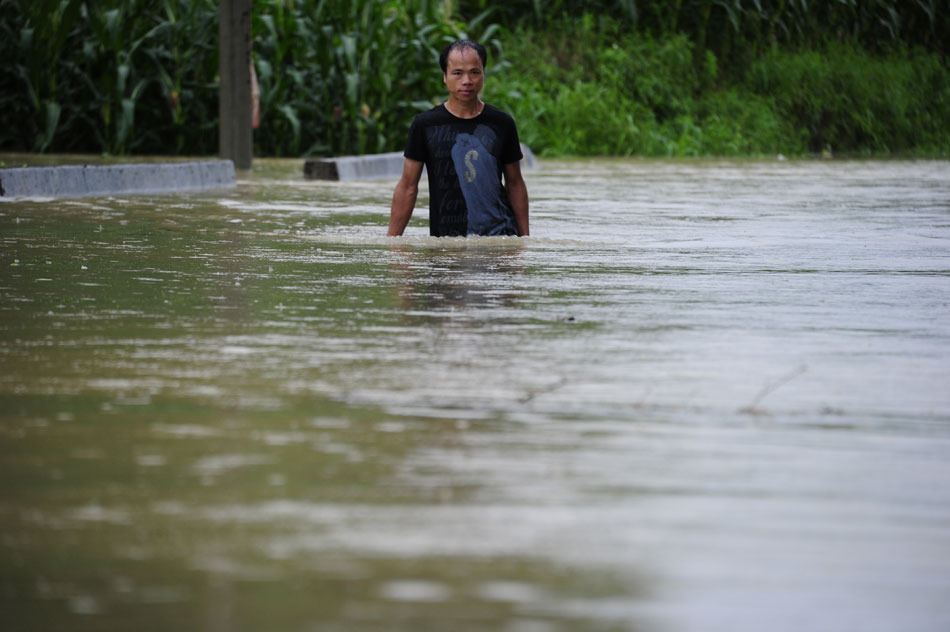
[
  {"left": 388, "top": 183, "right": 417, "bottom": 236},
  {"left": 509, "top": 180, "right": 529, "bottom": 236},
  {"left": 388, "top": 158, "right": 423, "bottom": 236}
]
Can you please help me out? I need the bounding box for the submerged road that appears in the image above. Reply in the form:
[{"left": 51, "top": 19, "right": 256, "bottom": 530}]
[{"left": 1, "top": 158, "right": 949, "bottom": 631}]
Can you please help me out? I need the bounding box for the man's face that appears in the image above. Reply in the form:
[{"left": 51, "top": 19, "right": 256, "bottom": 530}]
[{"left": 443, "top": 47, "right": 484, "bottom": 103}]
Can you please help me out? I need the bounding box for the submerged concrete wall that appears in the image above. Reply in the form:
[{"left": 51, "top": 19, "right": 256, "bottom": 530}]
[
  {"left": 0, "top": 160, "right": 236, "bottom": 200},
  {"left": 304, "top": 151, "right": 404, "bottom": 181},
  {"left": 304, "top": 144, "right": 538, "bottom": 181}
]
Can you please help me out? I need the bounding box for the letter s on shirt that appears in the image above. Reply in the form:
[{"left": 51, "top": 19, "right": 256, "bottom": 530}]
[{"left": 464, "top": 149, "right": 478, "bottom": 183}]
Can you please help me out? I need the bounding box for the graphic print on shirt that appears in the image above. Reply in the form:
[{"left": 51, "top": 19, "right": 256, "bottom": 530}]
[{"left": 450, "top": 124, "right": 517, "bottom": 236}]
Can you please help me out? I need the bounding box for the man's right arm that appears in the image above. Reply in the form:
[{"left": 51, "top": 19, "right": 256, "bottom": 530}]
[{"left": 387, "top": 158, "right": 424, "bottom": 236}]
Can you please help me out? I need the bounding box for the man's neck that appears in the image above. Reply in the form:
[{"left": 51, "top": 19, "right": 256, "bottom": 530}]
[{"left": 445, "top": 99, "right": 484, "bottom": 119}]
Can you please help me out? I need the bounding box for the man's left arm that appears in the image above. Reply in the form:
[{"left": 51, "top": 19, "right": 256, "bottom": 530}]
[{"left": 504, "top": 161, "right": 529, "bottom": 237}]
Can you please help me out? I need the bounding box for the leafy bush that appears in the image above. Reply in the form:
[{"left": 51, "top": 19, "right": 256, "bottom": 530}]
[
  {"left": 489, "top": 19, "right": 802, "bottom": 157},
  {"left": 694, "top": 90, "right": 803, "bottom": 155},
  {"left": 486, "top": 15, "right": 948, "bottom": 157},
  {"left": 745, "top": 44, "right": 950, "bottom": 153}
]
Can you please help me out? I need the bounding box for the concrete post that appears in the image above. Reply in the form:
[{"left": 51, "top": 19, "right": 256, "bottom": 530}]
[{"left": 219, "top": 0, "right": 253, "bottom": 170}]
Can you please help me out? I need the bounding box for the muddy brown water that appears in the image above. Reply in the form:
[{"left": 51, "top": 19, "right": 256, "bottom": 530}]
[{"left": 2, "top": 158, "right": 949, "bottom": 631}]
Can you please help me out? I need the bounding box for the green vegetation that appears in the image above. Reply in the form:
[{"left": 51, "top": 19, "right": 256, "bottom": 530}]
[
  {"left": 1, "top": 0, "right": 220, "bottom": 155},
  {"left": 249, "top": 0, "right": 501, "bottom": 156},
  {"left": 0, "top": 0, "right": 494, "bottom": 157},
  {"left": 462, "top": 0, "right": 948, "bottom": 60},
  {"left": 487, "top": 19, "right": 950, "bottom": 156},
  {"left": 1, "top": 0, "right": 947, "bottom": 158}
]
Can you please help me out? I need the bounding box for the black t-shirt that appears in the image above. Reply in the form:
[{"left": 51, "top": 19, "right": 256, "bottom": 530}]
[{"left": 404, "top": 103, "right": 524, "bottom": 237}]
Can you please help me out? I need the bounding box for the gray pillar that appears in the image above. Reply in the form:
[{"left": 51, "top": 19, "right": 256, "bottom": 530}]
[{"left": 219, "top": 0, "right": 253, "bottom": 170}]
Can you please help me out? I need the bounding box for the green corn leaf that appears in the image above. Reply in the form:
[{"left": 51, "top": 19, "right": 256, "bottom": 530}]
[
  {"left": 116, "top": 98, "right": 135, "bottom": 152},
  {"left": 37, "top": 99, "right": 62, "bottom": 152},
  {"left": 117, "top": 64, "right": 129, "bottom": 96},
  {"left": 277, "top": 103, "right": 301, "bottom": 151},
  {"left": 345, "top": 71, "right": 360, "bottom": 108},
  {"left": 342, "top": 34, "right": 357, "bottom": 70},
  {"left": 131, "top": 78, "right": 148, "bottom": 102}
]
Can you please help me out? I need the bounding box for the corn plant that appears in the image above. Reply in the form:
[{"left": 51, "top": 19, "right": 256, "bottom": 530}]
[
  {"left": 140, "top": 0, "right": 219, "bottom": 154},
  {"left": 0, "top": 0, "right": 83, "bottom": 152},
  {"left": 0, "top": 0, "right": 220, "bottom": 155},
  {"left": 251, "top": 0, "right": 508, "bottom": 156}
]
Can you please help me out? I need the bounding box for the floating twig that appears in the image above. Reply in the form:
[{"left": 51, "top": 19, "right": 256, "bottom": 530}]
[{"left": 739, "top": 364, "right": 808, "bottom": 415}]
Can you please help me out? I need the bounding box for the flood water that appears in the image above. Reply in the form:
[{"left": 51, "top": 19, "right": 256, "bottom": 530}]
[{"left": 2, "top": 158, "right": 949, "bottom": 631}]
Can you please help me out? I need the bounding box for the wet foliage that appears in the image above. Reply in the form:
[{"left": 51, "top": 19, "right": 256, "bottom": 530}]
[
  {"left": 459, "top": 0, "right": 949, "bottom": 59},
  {"left": 488, "top": 18, "right": 950, "bottom": 156},
  {"left": 0, "top": 0, "right": 500, "bottom": 157},
  {"left": 1, "top": 0, "right": 947, "bottom": 157}
]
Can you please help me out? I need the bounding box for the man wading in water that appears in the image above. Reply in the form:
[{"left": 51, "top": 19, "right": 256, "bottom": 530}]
[{"left": 387, "top": 40, "right": 530, "bottom": 237}]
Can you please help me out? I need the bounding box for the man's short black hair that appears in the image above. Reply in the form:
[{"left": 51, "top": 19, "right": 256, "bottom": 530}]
[{"left": 439, "top": 40, "right": 487, "bottom": 74}]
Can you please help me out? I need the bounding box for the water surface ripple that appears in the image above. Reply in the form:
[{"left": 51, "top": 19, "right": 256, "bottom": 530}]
[{"left": 1, "top": 158, "right": 949, "bottom": 631}]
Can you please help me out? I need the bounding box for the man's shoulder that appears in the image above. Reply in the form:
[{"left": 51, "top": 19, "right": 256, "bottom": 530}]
[
  {"left": 481, "top": 103, "right": 517, "bottom": 126},
  {"left": 411, "top": 104, "right": 449, "bottom": 127}
]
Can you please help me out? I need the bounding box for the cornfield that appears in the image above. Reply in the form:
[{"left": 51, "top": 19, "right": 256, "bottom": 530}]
[{"left": 0, "top": 0, "right": 502, "bottom": 156}]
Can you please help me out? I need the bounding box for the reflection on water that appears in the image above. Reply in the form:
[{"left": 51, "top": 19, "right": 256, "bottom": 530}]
[
  {"left": 1, "top": 158, "right": 949, "bottom": 631},
  {"left": 388, "top": 241, "right": 527, "bottom": 320}
]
